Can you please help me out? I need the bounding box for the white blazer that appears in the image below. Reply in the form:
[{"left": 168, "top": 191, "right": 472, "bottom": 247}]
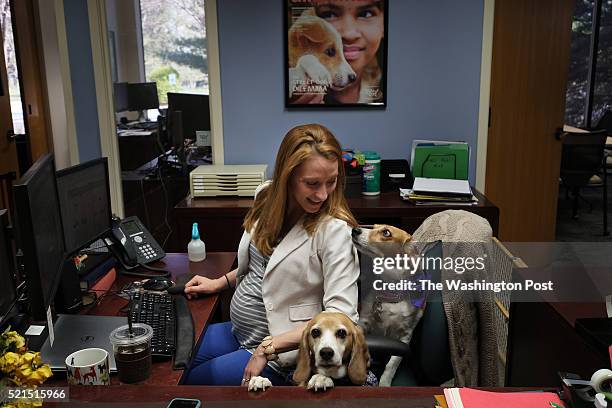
[{"left": 235, "top": 216, "right": 360, "bottom": 366}]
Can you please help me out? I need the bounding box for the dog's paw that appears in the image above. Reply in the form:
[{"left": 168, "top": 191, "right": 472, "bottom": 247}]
[
  {"left": 307, "top": 374, "right": 334, "bottom": 392},
  {"left": 309, "top": 70, "right": 331, "bottom": 86},
  {"left": 247, "top": 376, "right": 272, "bottom": 392}
]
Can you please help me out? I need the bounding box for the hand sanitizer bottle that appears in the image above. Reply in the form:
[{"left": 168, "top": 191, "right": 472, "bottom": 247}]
[{"left": 188, "top": 223, "right": 206, "bottom": 262}]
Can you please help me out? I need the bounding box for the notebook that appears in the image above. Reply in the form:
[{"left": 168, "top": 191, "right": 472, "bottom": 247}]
[
  {"left": 38, "top": 314, "right": 127, "bottom": 372},
  {"left": 412, "top": 177, "right": 472, "bottom": 196},
  {"left": 443, "top": 388, "right": 565, "bottom": 408}
]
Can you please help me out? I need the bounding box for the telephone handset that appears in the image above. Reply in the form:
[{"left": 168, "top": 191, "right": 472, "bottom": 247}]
[{"left": 111, "top": 216, "right": 166, "bottom": 266}]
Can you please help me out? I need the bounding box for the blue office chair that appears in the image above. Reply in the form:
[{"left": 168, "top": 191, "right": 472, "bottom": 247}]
[{"left": 362, "top": 240, "right": 454, "bottom": 386}]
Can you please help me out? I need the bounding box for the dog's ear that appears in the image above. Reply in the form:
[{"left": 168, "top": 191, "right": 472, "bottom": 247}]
[
  {"left": 297, "top": 22, "right": 328, "bottom": 47},
  {"left": 347, "top": 323, "right": 370, "bottom": 385},
  {"left": 401, "top": 233, "right": 415, "bottom": 255},
  {"left": 293, "top": 321, "right": 314, "bottom": 386}
]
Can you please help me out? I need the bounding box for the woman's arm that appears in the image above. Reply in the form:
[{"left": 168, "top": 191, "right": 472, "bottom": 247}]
[
  {"left": 319, "top": 220, "right": 360, "bottom": 321},
  {"left": 184, "top": 268, "right": 237, "bottom": 298},
  {"left": 264, "top": 322, "right": 307, "bottom": 354},
  {"left": 242, "top": 323, "right": 307, "bottom": 384}
]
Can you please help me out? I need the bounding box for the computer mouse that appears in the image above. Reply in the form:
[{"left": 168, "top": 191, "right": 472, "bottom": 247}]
[
  {"left": 142, "top": 277, "right": 173, "bottom": 291},
  {"left": 166, "top": 284, "right": 186, "bottom": 295}
]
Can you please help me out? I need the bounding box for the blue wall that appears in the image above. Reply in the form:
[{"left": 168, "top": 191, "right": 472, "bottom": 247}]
[
  {"left": 64, "top": 0, "right": 101, "bottom": 161},
  {"left": 218, "top": 0, "right": 484, "bottom": 183}
]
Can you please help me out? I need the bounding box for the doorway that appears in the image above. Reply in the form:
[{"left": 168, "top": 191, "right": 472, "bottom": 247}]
[{"left": 0, "top": 0, "right": 51, "bottom": 181}]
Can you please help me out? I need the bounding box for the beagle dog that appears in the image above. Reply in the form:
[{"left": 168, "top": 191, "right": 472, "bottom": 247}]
[
  {"left": 351, "top": 225, "right": 426, "bottom": 386},
  {"left": 288, "top": 10, "right": 356, "bottom": 99},
  {"left": 293, "top": 311, "right": 370, "bottom": 391}
]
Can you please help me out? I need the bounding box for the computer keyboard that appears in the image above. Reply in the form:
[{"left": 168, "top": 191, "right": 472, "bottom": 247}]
[
  {"left": 129, "top": 121, "right": 158, "bottom": 130},
  {"left": 130, "top": 291, "right": 194, "bottom": 363}
]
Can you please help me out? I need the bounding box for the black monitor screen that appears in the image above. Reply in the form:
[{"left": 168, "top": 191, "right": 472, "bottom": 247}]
[
  {"left": 0, "top": 210, "right": 17, "bottom": 326},
  {"left": 56, "top": 158, "right": 112, "bottom": 254},
  {"left": 113, "top": 82, "right": 129, "bottom": 112},
  {"left": 167, "top": 92, "right": 210, "bottom": 145},
  {"left": 13, "top": 154, "right": 65, "bottom": 320},
  {"left": 128, "top": 82, "right": 159, "bottom": 111}
]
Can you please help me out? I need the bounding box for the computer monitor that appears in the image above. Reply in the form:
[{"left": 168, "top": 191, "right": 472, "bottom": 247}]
[
  {"left": 12, "top": 154, "right": 66, "bottom": 321},
  {"left": 113, "top": 82, "right": 129, "bottom": 112},
  {"left": 56, "top": 158, "right": 112, "bottom": 255},
  {"left": 128, "top": 82, "right": 159, "bottom": 111},
  {"left": 166, "top": 92, "right": 210, "bottom": 148},
  {"left": 0, "top": 209, "right": 17, "bottom": 328}
]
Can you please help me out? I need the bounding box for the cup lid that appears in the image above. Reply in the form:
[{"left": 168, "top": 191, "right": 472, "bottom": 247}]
[
  {"left": 363, "top": 151, "right": 380, "bottom": 160},
  {"left": 109, "top": 323, "right": 153, "bottom": 346}
]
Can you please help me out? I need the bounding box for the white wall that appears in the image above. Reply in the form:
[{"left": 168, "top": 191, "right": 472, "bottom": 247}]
[{"left": 105, "top": 0, "right": 144, "bottom": 83}]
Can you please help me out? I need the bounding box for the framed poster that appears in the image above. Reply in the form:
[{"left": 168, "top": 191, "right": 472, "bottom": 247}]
[{"left": 285, "top": 0, "right": 388, "bottom": 108}]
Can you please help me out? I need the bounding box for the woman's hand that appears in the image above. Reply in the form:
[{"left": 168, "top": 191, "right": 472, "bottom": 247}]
[
  {"left": 184, "top": 275, "right": 224, "bottom": 299},
  {"left": 241, "top": 346, "right": 268, "bottom": 386}
]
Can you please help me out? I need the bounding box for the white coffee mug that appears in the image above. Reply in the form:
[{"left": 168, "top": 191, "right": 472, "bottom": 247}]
[{"left": 65, "top": 348, "right": 110, "bottom": 385}]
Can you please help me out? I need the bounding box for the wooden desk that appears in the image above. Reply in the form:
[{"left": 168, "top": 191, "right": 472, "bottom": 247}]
[
  {"left": 170, "top": 190, "right": 499, "bottom": 252},
  {"left": 50, "top": 385, "right": 546, "bottom": 406},
  {"left": 47, "top": 253, "right": 235, "bottom": 386},
  {"left": 118, "top": 132, "right": 160, "bottom": 171},
  {"left": 507, "top": 299, "right": 608, "bottom": 386},
  {"left": 563, "top": 124, "right": 612, "bottom": 146}
]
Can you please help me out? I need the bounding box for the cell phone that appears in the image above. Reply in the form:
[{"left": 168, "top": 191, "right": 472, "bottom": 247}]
[{"left": 166, "top": 398, "right": 201, "bottom": 408}]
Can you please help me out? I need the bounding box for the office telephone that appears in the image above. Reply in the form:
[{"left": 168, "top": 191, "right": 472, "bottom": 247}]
[{"left": 111, "top": 216, "right": 165, "bottom": 266}]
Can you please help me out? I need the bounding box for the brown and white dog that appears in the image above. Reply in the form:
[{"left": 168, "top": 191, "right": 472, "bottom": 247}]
[
  {"left": 351, "top": 225, "right": 426, "bottom": 386},
  {"left": 288, "top": 10, "right": 356, "bottom": 99},
  {"left": 293, "top": 311, "right": 370, "bottom": 391}
]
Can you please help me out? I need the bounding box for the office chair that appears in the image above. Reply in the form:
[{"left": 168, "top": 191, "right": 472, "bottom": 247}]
[
  {"left": 559, "top": 129, "right": 609, "bottom": 236},
  {"left": 593, "top": 110, "right": 612, "bottom": 133},
  {"left": 592, "top": 110, "right": 612, "bottom": 176},
  {"left": 362, "top": 240, "right": 455, "bottom": 386},
  {"left": 0, "top": 171, "right": 16, "bottom": 222}
]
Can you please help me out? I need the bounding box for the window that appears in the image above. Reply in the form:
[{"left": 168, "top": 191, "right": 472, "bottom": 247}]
[
  {"left": 593, "top": 1, "right": 612, "bottom": 121},
  {"left": 139, "top": 0, "right": 208, "bottom": 106},
  {"left": 1, "top": 0, "right": 25, "bottom": 134},
  {"left": 565, "top": 0, "right": 612, "bottom": 127}
]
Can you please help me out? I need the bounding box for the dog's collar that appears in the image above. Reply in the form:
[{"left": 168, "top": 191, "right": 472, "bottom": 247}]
[
  {"left": 373, "top": 270, "right": 431, "bottom": 308},
  {"left": 374, "top": 291, "right": 425, "bottom": 308}
]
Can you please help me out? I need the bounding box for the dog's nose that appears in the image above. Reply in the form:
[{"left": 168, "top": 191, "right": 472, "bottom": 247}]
[
  {"left": 352, "top": 228, "right": 362, "bottom": 237},
  {"left": 319, "top": 347, "right": 334, "bottom": 361},
  {"left": 348, "top": 73, "right": 357, "bottom": 83}
]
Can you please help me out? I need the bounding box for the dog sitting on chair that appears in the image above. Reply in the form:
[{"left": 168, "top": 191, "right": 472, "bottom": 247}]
[
  {"left": 351, "top": 224, "right": 427, "bottom": 387},
  {"left": 293, "top": 311, "right": 370, "bottom": 391}
]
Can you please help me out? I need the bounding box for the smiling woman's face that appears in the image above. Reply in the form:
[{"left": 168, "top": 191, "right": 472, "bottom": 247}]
[
  {"left": 313, "top": 0, "right": 384, "bottom": 79},
  {"left": 288, "top": 153, "right": 338, "bottom": 215}
]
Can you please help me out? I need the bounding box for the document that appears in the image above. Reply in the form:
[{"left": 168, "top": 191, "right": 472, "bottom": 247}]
[
  {"left": 118, "top": 130, "right": 153, "bottom": 136},
  {"left": 412, "top": 177, "right": 472, "bottom": 196},
  {"left": 444, "top": 388, "right": 565, "bottom": 408}
]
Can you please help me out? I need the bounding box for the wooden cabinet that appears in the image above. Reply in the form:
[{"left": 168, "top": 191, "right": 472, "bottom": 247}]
[{"left": 169, "top": 190, "right": 500, "bottom": 252}]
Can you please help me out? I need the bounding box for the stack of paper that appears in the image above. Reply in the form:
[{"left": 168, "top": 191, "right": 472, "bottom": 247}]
[
  {"left": 400, "top": 177, "right": 477, "bottom": 206},
  {"left": 443, "top": 388, "right": 565, "bottom": 408}
]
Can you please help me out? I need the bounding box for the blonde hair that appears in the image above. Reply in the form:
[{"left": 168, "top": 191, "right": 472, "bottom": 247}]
[{"left": 244, "top": 124, "right": 357, "bottom": 256}]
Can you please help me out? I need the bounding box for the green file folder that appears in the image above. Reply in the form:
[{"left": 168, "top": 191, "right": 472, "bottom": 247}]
[{"left": 412, "top": 142, "right": 469, "bottom": 180}]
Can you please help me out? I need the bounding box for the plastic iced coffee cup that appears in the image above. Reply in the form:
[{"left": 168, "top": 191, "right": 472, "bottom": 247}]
[{"left": 109, "top": 323, "right": 153, "bottom": 384}]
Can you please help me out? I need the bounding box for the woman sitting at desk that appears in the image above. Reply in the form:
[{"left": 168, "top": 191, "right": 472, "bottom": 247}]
[{"left": 183, "top": 124, "right": 360, "bottom": 386}]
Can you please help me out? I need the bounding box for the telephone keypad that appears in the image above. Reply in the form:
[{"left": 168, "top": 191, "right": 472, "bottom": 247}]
[{"left": 138, "top": 243, "right": 158, "bottom": 260}]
